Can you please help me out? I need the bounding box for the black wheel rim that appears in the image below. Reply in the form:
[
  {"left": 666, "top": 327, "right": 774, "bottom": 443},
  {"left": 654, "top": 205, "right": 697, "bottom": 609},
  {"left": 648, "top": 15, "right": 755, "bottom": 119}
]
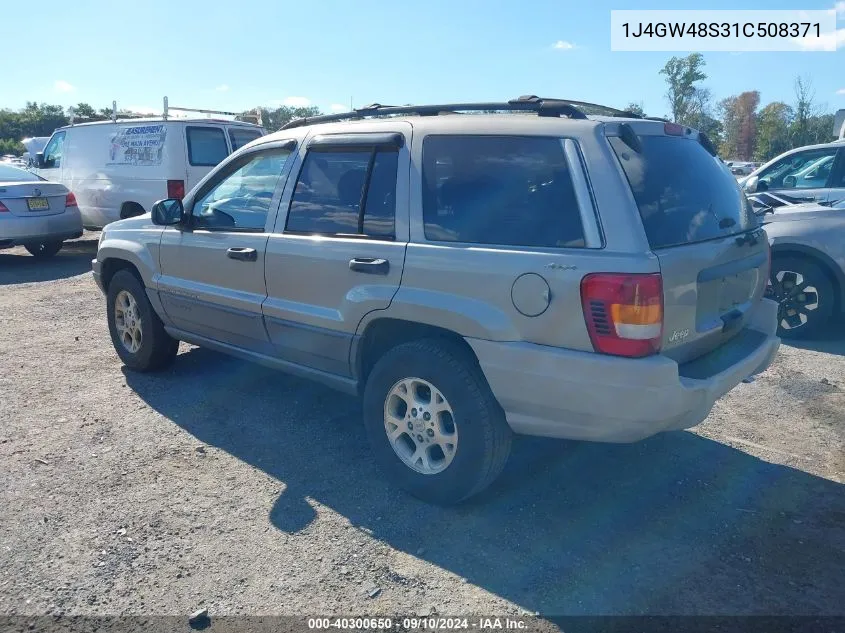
[{"left": 766, "top": 270, "right": 819, "bottom": 331}]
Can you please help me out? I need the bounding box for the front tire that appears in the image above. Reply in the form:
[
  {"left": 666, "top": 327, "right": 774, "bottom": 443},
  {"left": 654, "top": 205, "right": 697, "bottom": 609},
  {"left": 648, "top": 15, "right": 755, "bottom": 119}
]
[
  {"left": 106, "top": 269, "right": 178, "bottom": 371},
  {"left": 362, "top": 338, "right": 512, "bottom": 505},
  {"left": 25, "top": 241, "right": 62, "bottom": 258},
  {"left": 767, "top": 256, "right": 835, "bottom": 339}
]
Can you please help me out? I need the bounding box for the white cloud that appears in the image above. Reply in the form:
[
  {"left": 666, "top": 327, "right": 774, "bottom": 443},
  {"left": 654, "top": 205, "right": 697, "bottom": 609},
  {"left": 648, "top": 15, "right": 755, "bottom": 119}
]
[
  {"left": 215, "top": 84, "right": 230, "bottom": 92},
  {"left": 281, "top": 96, "right": 311, "bottom": 107},
  {"left": 329, "top": 103, "right": 346, "bottom": 113},
  {"left": 836, "top": 1, "right": 845, "bottom": 19},
  {"left": 54, "top": 80, "right": 75, "bottom": 93},
  {"left": 793, "top": 27, "right": 845, "bottom": 50},
  {"left": 552, "top": 40, "right": 576, "bottom": 50},
  {"left": 837, "top": 88, "right": 845, "bottom": 95}
]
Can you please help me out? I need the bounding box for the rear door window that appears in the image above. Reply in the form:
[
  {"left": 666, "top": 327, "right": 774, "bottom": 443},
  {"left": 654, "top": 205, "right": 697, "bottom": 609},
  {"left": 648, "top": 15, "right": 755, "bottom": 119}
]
[
  {"left": 421, "top": 135, "right": 585, "bottom": 248},
  {"left": 186, "top": 126, "right": 229, "bottom": 166},
  {"left": 609, "top": 135, "right": 756, "bottom": 249},
  {"left": 286, "top": 148, "right": 398, "bottom": 238},
  {"left": 228, "top": 127, "right": 263, "bottom": 151}
]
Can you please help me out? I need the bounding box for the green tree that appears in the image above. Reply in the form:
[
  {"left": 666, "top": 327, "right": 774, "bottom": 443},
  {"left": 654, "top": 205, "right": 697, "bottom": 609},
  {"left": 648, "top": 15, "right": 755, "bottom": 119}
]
[
  {"left": 755, "top": 102, "right": 793, "bottom": 161},
  {"left": 252, "top": 105, "right": 322, "bottom": 132},
  {"left": 790, "top": 76, "right": 816, "bottom": 147},
  {"left": 623, "top": 102, "right": 645, "bottom": 117},
  {"left": 0, "top": 138, "right": 25, "bottom": 156},
  {"left": 659, "top": 53, "right": 708, "bottom": 125}
]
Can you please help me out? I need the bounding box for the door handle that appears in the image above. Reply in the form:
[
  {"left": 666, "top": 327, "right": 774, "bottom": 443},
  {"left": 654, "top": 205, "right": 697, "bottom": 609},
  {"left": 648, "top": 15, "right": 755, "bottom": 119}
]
[
  {"left": 227, "top": 247, "right": 257, "bottom": 262},
  {"left": 349, "top": 258, "right": 389, "bottom": 275}
]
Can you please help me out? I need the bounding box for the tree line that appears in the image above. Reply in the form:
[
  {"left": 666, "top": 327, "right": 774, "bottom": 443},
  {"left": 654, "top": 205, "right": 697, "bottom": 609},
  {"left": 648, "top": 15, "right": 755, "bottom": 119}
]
[
  {"left": 627, "top": 53, "right": 835, "bottom": 162},
  {"left": 1, "top": 57, "right": 838, "bottom": 162}
]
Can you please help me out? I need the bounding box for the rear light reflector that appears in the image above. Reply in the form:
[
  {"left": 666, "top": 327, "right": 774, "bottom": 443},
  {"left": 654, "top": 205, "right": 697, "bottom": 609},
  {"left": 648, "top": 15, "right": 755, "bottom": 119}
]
[
  {"left": 65, "top": 192, "right": 78, "bottom": 207},
  {"left": 0, "top": 201, "right": 8, "bottom": 213},
  {"left": 580, "top": 273, "right": 664, "bottom": 358},
  {"left": 167, "top": 179, "right": 185, "bottom": 200}
]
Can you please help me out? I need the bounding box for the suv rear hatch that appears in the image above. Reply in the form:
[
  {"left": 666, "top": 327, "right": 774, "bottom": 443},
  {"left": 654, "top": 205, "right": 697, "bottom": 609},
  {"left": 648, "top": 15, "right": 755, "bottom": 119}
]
[{"left": 607, "top": 121, "right": 768, "bottom": 364}]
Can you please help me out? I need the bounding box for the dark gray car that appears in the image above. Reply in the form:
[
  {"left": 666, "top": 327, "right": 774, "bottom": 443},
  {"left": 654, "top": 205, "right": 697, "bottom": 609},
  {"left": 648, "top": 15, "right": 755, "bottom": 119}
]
[{"left": 92, "top": 98, "right": 780, "bottom": 503}]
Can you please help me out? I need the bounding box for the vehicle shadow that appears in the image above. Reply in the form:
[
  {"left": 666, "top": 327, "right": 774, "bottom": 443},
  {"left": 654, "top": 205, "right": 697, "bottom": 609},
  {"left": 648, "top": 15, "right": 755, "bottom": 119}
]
[
  {"left": 124, "top": 347, "right": 845, "bottom": 616},
  {"left": 0, "top": 236, "right": 98, "bottom": 285},
  {"left": 783, "top": 317, "right": 845, "bottom": 356}
]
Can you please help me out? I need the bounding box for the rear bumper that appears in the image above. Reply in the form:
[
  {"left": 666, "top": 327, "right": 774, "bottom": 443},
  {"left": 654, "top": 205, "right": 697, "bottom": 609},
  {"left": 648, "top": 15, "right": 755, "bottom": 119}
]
[
  {"left": 0, "top": 209, "right": 83, "bottom": 247},
  {"left": 467, "top": 298, "right": 780, "bottom": 442}
]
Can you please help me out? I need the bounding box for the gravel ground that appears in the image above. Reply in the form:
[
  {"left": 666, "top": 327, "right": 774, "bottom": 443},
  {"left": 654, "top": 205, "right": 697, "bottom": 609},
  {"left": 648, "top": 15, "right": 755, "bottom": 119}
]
[{"left": 1, "top": 234, "right": 843, "bottom": 620}]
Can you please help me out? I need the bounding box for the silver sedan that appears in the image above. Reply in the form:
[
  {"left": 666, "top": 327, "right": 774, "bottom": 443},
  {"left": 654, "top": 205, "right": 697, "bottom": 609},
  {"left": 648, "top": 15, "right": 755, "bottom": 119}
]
[{"left": 0, "top": 164, "right": 83, "bottom": 258}]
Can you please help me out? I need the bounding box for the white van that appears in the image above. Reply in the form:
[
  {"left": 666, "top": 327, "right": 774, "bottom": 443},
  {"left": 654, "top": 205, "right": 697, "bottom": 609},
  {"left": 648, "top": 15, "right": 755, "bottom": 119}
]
[{"left": 35, "top": 118, "right": 265, "bottom": 228}]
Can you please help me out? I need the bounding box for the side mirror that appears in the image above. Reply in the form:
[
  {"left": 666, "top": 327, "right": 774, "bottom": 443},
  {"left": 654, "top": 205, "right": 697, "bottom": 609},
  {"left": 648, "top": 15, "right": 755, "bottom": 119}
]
[
  {"left": 36, "top": 152, "right": 47, "bottom": 168},
  {"left": 743, "top": 176, "right": 758, "bottom": 193},
  {"left": 151, "top": 198, "right": 184, "bottom": 226}
]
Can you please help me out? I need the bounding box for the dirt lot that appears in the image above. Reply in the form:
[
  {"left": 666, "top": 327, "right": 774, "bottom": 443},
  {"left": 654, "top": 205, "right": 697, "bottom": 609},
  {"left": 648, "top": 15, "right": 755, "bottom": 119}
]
[{"left": 1, "top": 234, "right": 844, "bottom": 620}]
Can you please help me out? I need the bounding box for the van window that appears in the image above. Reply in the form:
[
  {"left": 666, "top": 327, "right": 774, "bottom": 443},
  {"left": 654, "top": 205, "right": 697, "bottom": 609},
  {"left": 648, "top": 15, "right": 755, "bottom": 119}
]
[
  {"left": 609, "top": 135, "right": 756, "bottom": 249},
  {"left": 186, "top": 127, "right": 229, "bottom": 166},
  {"left": 229, "top": 128, "right": 263, "bottom": 151},
  {"left": 422, "top": 135, "right": 585, "bottom": 247},
  {"left": 286, "top": 148, "right": 398, "bottom": 238},
  {"left": 42, "top": 131, "right": 66, "bottom": 168}
]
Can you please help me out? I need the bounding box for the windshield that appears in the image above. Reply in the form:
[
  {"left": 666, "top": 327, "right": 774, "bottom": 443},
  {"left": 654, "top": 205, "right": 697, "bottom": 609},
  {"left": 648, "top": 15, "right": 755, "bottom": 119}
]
[
  {"left": 0, "top": 164, "right": 42, "bottom": 182},
  {"left": 609, "top": 135, "right": 756, "bottom": 249}
]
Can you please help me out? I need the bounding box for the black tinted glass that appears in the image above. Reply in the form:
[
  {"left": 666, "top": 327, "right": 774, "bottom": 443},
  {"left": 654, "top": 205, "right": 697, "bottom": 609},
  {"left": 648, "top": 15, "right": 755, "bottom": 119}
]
[
  {"left": 229, "top": 128, "right": 263, "bottom": 151},
  {"left": 187, "top": 127, "right": 229, "bottom": 166},
  {"left": 362, "top": 151, "right": 398, "bottom": 238},
  {"left": 609, "top": 135, "right": 755, "bottom": 249},
  {"left": 422, "top": 136, "right": 585, "bottom": 248},
  {"left": 287, "top": 149, "right": 397, "bottom": 237}
]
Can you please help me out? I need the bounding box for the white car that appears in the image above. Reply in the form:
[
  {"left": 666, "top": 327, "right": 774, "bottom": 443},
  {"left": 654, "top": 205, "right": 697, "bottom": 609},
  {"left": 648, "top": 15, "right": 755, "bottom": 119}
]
[
  {"left": 0, "top": 163, "right": 83, "bottom": 258},
  {"left": 35, "top": 117, "right": 265, "bottom": 229}
]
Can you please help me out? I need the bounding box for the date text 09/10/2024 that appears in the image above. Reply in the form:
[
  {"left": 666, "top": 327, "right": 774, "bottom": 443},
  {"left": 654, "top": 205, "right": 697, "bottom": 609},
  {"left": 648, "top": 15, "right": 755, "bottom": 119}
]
[{"left": 307, "top": 617, "right": 531, "bottom": 630}]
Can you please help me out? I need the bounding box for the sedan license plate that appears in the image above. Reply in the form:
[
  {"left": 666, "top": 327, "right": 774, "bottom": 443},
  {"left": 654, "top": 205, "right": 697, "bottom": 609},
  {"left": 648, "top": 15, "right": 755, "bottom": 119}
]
[{"left": 27, "top": 197, "right": 49, "bottom": 211}]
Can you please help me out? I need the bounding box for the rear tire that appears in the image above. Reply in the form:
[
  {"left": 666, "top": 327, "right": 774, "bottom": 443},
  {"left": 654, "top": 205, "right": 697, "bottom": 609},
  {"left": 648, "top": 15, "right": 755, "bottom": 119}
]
[
  {"left": 25, "top": 241, "right": 62, "bottom": 258},
  {"left": 362, "top": 338, "right": 512, "bottom": 505},
  {"left": 768, "top": 256, "right": 835, "bottom": 339},
  {"left": 106, "top": 269, "right": 178, "bottom": 371}
]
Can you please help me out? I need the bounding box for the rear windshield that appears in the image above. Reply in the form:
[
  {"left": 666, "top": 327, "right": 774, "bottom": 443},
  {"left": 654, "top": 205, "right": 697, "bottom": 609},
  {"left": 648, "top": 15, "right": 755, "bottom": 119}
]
[
  {"left": 0, "top": 164, "right": 42, "bottom": 182},
  {"left": 229, "top": 128, "right": 262, "bottom": 151},
  {"left": 609, "top": 135, "right": 756, "bottom": 249}
]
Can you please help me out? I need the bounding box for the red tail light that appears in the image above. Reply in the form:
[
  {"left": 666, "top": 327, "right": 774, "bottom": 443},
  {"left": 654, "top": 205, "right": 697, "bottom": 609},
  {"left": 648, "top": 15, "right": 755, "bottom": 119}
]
[
  {"left": 580, "top": 273, "right": 664, "bottom": 358},
  {"left": 0, "top": 201, "right": 9, "bottom": 213},
  {"left": 167, "top": 179, "right": 185, "bottom": 200},
  {"left": 664, "top": 122, "right": 686, "bottom": 136},
  {"left": 65, "top": 192, "right": 77, "bottom": 207}
]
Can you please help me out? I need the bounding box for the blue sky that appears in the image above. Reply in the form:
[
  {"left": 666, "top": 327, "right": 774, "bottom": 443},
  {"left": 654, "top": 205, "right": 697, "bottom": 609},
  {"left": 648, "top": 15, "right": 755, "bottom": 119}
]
[{"left": 6, "top": 0, "right": 844, "bottom": 118}]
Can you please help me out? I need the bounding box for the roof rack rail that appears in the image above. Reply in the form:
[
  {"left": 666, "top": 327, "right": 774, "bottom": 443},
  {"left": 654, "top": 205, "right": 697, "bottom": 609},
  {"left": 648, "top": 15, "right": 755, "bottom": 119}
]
[
  {"left": 162, "top": 97, "right": 263, "bottom": 125},
  {"left": 67, "top": 98, "right": 264, "bottom": 126},
  {"left": 281, "top": 95, "right": 642, "bottom": 130}
]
